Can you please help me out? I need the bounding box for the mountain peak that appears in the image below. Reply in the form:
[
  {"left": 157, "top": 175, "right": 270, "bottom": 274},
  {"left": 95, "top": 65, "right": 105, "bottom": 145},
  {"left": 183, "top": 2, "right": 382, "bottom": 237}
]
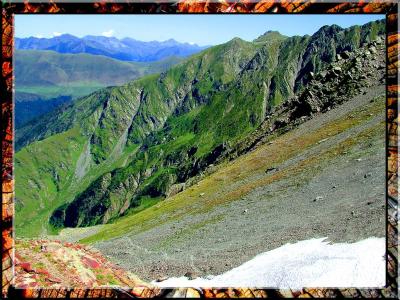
[
  {"left": 227, "top": 37, "right": 246, "bottom": 44},
  {"left": 314, "top": 24, "right": 343, "bottom": 36},
  {"left": 253, "top": 30, "right": 286, "bottom": 43},
  {"left": 56, "top": 33, "right": 79, "bottom": 40},
  {"left": 162, "top": 38, "right": 179, "bottom": 45}
]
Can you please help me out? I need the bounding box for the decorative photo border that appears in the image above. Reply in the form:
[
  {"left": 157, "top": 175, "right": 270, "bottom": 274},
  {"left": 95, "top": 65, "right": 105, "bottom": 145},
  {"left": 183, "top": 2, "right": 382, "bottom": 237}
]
[{"left": 1, "top": 1, "right": 398, "bottom": 298}]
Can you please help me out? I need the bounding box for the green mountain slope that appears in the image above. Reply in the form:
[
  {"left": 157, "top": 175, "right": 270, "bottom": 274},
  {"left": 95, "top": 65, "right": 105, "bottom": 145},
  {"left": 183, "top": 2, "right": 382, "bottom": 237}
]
[
  {"left": 14, "top": 20, "right": 385, "bottom": 237},
  {"left": 15, "top": 50, "right": 183, "bottom": 99}
]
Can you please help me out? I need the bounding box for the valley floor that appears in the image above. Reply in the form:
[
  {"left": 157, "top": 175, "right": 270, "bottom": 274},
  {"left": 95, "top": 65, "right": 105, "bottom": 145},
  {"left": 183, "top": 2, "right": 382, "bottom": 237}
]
[{"left": 55, "top": 84, "right": 386, "bottom": 284}]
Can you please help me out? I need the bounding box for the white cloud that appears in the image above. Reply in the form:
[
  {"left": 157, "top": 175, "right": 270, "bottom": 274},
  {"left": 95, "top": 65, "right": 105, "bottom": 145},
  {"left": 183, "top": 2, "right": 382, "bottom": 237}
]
[
  {"left": 34, "top": 34, "right": 43, "bottom": 38},
  {"left": 52, "top": 32, "right": 62, "bottom": 37},
  {"left": 102, "top": 29, "right": 114, "bottom": 37}
]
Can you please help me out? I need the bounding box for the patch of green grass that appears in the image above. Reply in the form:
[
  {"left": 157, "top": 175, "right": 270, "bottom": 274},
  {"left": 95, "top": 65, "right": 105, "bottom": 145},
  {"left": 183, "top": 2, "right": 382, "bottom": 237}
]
[
  {"left": 33, "top": 261, "right": 45, "bottom": 269},
  {"left": 15, "top": 126, "right": 86, "bottom": 237},
  {"left": 96, "top": 273, "right": 105, "bottom": 281},
  {"left": 124, "top": 196, "right": 162, "bottom": 216},
  {"left": 105, "top": 274, "right": 120, "bottom": 285},
  {"left": 17, "top": 84, "right": 104, "bottom": 100}
]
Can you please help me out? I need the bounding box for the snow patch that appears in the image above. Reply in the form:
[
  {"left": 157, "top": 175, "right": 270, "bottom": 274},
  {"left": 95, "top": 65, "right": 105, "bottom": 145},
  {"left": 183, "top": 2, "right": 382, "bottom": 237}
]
[
  {"left": 102, "top": 30, "right": 114, "bottom": 38},
  {"left": 153, "top": 237, "right": 385, "bottom": 288}
]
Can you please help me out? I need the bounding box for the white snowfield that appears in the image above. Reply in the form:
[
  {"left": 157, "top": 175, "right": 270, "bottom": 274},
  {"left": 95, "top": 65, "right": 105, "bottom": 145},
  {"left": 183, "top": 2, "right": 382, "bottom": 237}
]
[{"left": 153, "top": 237, "right": 385, "bottom": 288}]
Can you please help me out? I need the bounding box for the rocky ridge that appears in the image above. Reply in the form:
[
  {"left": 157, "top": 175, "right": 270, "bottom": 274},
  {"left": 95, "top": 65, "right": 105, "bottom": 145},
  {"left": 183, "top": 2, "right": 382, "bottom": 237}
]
[{"left": 225, "top": 35, "right": 386, "bottom": 160}]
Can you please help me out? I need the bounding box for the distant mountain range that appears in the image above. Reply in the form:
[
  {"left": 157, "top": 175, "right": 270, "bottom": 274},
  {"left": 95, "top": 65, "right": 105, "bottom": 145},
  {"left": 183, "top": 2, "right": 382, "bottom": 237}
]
[{"left": 15, "top": 34, "right": 209, "bottom": 62}]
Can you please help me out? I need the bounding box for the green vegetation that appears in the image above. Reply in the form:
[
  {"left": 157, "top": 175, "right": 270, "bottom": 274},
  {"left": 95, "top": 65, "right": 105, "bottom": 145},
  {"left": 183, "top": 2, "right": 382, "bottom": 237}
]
[
  {"left": 15, "top": 127, "right": 86, "bottom": 236},
  {"left": 15, "top": 50, "right": 184, "bottom": 99},
  {"left": 14, "top": 20, "right": 385, "bottom": 238},
  {"left": 17, "top": 84, "right": 104, "bottom": 100}
]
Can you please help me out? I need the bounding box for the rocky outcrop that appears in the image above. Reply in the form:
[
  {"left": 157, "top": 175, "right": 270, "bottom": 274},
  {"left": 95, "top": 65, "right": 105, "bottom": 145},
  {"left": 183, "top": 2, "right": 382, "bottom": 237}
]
[
  {"left": 228, "top": 36, "right": 386, "bottom": 160},
  {"left": 14, "top": 239, "right": 150, "bottom": 288}
]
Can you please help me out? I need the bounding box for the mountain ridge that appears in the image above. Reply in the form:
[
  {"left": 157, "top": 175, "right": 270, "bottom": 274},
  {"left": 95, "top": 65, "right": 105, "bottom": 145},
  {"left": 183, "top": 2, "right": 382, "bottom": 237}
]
[
  {"left": 15, "top": 34, "right": 209, "bottom": 62},
  {"left": 14, "top": 19, "right": 385, "bottom": 237}
]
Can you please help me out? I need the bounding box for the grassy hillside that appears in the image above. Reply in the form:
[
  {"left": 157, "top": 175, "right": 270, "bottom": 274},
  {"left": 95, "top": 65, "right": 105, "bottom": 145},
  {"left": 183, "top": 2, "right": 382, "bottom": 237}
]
[
  {"left": 15, "top": 50, "right": 183, "bottom": 99},
  {"left": 14, "top": 20, "right": 385, "bottom": 237}
]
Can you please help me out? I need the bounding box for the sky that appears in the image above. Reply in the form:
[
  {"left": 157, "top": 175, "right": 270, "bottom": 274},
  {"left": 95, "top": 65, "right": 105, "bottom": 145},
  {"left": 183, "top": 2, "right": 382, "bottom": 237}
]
[{"left": 15, "top": 14, "right": 384, "bottom": 46}]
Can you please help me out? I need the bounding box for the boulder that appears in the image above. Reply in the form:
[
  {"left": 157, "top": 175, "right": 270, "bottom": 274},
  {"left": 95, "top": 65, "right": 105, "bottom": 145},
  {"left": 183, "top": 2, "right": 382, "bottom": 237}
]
[
  {"left": 363, "top": 50, "right": 371, "bottom": 57},
  {"left": 143, "top": 168, "right": 153, "bottom": 178},
  {"left": 166, "top": 183, "right": 185, "bottom": 198},
  {"left": 184, "top": 271, "right": 198, "bottom": 280},
  {"left": 333, "top": 66, "right": 342, "bottom": 73},
  {"left": 369, "top": 46, "right": 377, "bottom": 54},
  {"left": 319, "top": 70, "right": 327, "bottom": 79},
  {"left": 265, "top": 167, "right": 278, "bottom": 174},
  {"left": 375, "top": 36, "right": 383, "bottom": 44},
  {"left": 313, "top": 196, "right": 324, "bottom": 202}
]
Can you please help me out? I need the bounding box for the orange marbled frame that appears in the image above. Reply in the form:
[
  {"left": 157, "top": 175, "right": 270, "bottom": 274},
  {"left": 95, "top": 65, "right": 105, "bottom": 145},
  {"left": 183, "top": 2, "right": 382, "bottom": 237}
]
[{"left": 1, "top": 1, "right": 398, "bottom": 298}]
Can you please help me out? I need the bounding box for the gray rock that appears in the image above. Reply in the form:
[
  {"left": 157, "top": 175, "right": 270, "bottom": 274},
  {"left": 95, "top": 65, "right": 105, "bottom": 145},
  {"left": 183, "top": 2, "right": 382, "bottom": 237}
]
[
  {"left": 363, "top": 50, "right": 371, "bottom": 57},
  {"left": 319, "top": 70, "right": 327, "bottom": 78},
  {"left": 155, "top": 276, "right": 168, "bottom": 282},
  {"left": 333, "top": 66, "right": 342, "bottom": 73},
  {"left": 184, "top": 271, "right": 197, "bottom": 280},
  {"left": 313, "top": 196, "right": 324, "bottom": 202},
  {"left": 265, "top": 167, "right": 278, "bottom": 173},
  {"left": 166, "top": 183, "right": 186, "bottom": 198},
  {"left": 375, "top": 36, "right": 383, "bottom": 44}
]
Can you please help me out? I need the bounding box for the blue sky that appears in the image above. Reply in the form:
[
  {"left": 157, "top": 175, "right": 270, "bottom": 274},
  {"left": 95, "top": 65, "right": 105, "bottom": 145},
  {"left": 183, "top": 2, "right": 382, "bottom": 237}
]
[{"left": 15, "top": 14, "right": 384, "bottom": 46}]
